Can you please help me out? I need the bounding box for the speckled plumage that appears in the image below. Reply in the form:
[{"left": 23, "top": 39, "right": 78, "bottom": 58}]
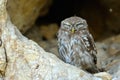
[{"left": 57, "top": 16, "right": 99, "bottom": 73}]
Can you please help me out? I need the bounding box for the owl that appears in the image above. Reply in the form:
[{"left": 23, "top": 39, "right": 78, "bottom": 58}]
[{"left": 57, "top": 16, "right": 99, "bottom": 73}]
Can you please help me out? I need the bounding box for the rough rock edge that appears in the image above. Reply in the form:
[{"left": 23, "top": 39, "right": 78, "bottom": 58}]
[{"left": 0, "top": 0, "right": 111, "bottom": 80}]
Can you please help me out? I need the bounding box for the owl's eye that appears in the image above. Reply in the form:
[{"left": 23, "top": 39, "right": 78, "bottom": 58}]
[
  {"left": 76, "top": 23, "right": 85, "bottom": 29},
  {"left": 76, "top": 23, "right": 83, "bottom": 27},
  {"left": 63, "top": 23, "right": 71, "bottom": 29}
]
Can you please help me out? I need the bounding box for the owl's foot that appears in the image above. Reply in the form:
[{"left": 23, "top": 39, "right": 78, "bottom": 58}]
[
  {"left": 86, "top": 67, "right": 105, "bottom": 74},
  {"left": 86, "top": 68, "right": 99, "bottom": 74}
]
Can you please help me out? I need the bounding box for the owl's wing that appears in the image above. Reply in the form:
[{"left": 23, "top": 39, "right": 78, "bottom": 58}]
[
  {"left": 58, "top": 41, "right": 67, "bottom": 60},
  {"left": 80, "top": 31, "right": 97, "bottom": 64},
  {"left": 57, "top": 31, "right": 70, "bottom": 62}
]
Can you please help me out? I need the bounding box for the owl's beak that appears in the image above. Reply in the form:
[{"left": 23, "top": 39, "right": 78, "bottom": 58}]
[{"left": 71, "top": 28, "right": 75, "bottom": 33}]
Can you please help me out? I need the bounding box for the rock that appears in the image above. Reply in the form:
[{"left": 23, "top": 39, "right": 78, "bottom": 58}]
[
  {"left": 96, "top": 42, "right": 109, "bottom": 69},
  {"left": 94, "top": 72, "right": 112, "bottom": 80},
  {"left": 96, "top": 35, "right": 120, "bottom": 80},
  {"left": 39, "top": 23, "right": 59, "bottom": 40},
  {"left": 7, "top": 0, "right": 52, "bottom": 33},
  {"left": 104, "top": 49, "right": 120, "bottom": 80},
  {"left": 0, "top": 0, "right": 110, "bottom": 80},
  {"left": 102, "top": 35, "right": 120, "bottom": 55},
  {"left": 25, "top": 24, "right": 59, "bottom": 57},
  {"left": 0, "top": 0, "right": 7, "bottom": 77}
]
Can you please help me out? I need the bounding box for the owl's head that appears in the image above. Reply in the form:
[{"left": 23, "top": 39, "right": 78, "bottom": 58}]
[{"left": 61, "top": 16, "right": 88, "bottom": 33}]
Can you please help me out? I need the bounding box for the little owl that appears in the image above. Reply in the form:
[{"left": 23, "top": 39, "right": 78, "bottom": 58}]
[{"left": 57, "top": 16, "right": 99, "bottom": 73}]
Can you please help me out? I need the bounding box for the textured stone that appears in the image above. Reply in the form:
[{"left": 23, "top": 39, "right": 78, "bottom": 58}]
[
  {"left": 7, "top": 0, "right": 52, "bottom": 33},
  {"left": 0, "top": 0, "right": 7, "bottom": 77},
  {"left": 95, "top": 35, "right": 120, "bottom": 80},
  {"left": 39, "top": 23, "right": 59, "bottom": 40},
  {"left": 101, "top": 35, "right": 120, "bottom": 80},
  {"left": 94, "top": 72, "right": 112, "bottom": 80}
]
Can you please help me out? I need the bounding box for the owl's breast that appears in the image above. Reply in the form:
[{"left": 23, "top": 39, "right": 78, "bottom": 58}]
[{"left": 71, "top": 36, "right": 82, "bottom": 46}]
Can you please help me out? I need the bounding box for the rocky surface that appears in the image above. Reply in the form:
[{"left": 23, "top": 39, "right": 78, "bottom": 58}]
[
  {"left": 7, "top": 0, "right": 52, "bottom": 33},
  {"left": 100, "top": 35, "right": 120, "bottom": 80},
  {"left": 24, "top": 24, "right": 59, "bottom": 57}
]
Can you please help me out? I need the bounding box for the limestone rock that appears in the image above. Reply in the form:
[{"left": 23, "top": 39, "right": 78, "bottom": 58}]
[
  {"left": 102, "top": 35, "right": 120, "bottom": 80},
  {"left": 96, "top": 35, "right": 120, "bottom": 80},
  {"left": 7, "top": 0, "right": 52, "bottom": 33},
  {"left": 39, "top": 23, "right": 59, "bottom": 40},
  {"left": 94, "top": 72, "right": 112, "bottom": 80}
]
